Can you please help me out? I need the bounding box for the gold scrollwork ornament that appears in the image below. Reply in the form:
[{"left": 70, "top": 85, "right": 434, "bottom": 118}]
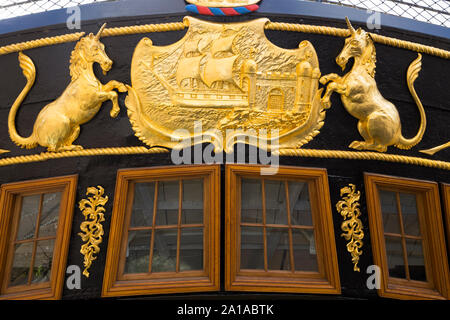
[
  {"left": 336, "top": 183, "right": 364, "bottom": 272},
  {"left": 78, "top": 186, "right": 108, "bottom": 278},
  {"left": 8, "top": 23, "right": 128, "bottom": 152},
  {"left": 321, "top": 18, "right": 426, "bottom": 153}
]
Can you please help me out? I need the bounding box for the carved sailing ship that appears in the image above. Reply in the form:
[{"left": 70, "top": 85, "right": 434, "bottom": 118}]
[{"left": 152, "top": 33, "right": 248, "bottom": 108}]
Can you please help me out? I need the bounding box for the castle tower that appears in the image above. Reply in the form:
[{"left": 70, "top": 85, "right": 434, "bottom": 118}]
[
  {"left": 295, "top": 60, "right": 313, "bottom": 111},
  {"left": 241, "top": 57, "right": 257, "bottom": 109}
]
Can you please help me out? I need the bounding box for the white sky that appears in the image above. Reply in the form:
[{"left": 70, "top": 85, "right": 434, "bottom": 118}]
[
  {"left": 323, "top": 0, "right": 449, "bottom": 27},
  {"left": 0, "top": 0, "right": 110, "bottom": 20},
  {"left": 0, "top": 0, "right": 448, "bottom": 27}
]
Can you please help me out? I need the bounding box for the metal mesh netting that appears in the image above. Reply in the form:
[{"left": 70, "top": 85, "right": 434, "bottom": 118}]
[
  {"left": 313, "top": 0, "right": 449, "bottom": 27},
  {"left": 0, "top": 0, "right": 112, "bottom": 20},
  {"left": 0, "top": 0, "right": 449, "bottom": 28}
]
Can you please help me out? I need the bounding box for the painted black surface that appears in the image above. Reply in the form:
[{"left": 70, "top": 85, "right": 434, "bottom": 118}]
[{"left": 0, "top": 13, "right": 448, "bottom": 300}]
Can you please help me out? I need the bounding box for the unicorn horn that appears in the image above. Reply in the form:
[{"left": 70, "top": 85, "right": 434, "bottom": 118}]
[
  {"left": 95, "top": 23, "right": 107, "bottom": 39},
  {"left": 345, "top": 17, "right": 355, "bottom": 34}
]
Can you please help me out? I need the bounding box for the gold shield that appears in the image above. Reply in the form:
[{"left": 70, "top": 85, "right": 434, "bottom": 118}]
[{"left": 125, "top": 17, "right": 326, "bottom": 152}]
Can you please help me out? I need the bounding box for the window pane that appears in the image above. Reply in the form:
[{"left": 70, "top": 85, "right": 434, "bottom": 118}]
[
  {"left": 288, "top": 181, "right": 312, "bottom": 226},
  {"left": 399, "top": 193, "right": 420, "bottom": 237},
  {"left": 241, "top": 179, "right": 263, "bottom": 223},
  {"left": 156, "top": 181, "right": 179, "bottom": 226},
  {"left": 32, "top": 239, "right": 54, "bottom": 283},
  {"left": 267, "top": 228, "right": 290, "bottom": 271},
  {"left": 181, "top": 179, "right": 203, "bottom": 224},
  {"left": 406, "top": 238, "right": 426, "bottom": 282},
  {"left": 16, "top": 195, "right": 40, "bottom": 241},
  {"left": 152, "top": 229, "right": 177, "bottom": 273},
  {"left": 38, "top": 192, "right": 61, "bottom": 237},
  {"left": 179, "top": 228, "right": 203, "bottom": 271},
  {"left": 292, "top": 229, "right": 318, "bottom": 272},
  {"left": 385, "top": 235, "right": 406, "bottom": 279},
  {"left": 379, "top": 190, "right": 401, "bottom": 234},
  {"left": 130, "top": 182, "right": 155, "bottom": 227},
  {"left": 265, "top": 180, "right": 288, "bottom": 225},
  {"left": 124, "top": 230, "right": 151, "bottom": 274},
  {"left": 9, "top": 242, "right": 33, "bottom": 287},
  {"left": 240, "top": 226, "right": 264, "bottom": 270}
]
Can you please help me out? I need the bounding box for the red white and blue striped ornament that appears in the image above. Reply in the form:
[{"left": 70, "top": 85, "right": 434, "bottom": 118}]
[{"left": 185, "top": 1, "right": 260, "bottom": 16}]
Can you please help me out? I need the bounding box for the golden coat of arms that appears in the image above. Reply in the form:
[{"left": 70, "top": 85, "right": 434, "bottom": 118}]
[{"left": 125, "top": 17, "right": 326, "bottom": 152}]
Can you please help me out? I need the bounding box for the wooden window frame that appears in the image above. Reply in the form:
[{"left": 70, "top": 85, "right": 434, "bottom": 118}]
[
  {"left": 442, "top": 183, "right": 450, "bottom": 252},
  {"left": 364, "top": 173, "right": 450, "bottom": 300},
  {"left": 0, "top": 175, "right": 78, "bottom": 300},
  {"left": 102, "top": 165, "right": 220, "bottom": 297},
  {"left": 225, "top": 164, "right": 341, "bottom": 294}
]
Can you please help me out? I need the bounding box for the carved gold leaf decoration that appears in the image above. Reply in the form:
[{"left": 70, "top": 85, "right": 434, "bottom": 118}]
[
  {"left": 336, "top": 183, "right": 364, "bottom": 272},
  {"left": 78, "top": 186, "right": 108, "bottom": 278},
  {"left": 126, "top": 16, "right": 326, "bottom": 152}
]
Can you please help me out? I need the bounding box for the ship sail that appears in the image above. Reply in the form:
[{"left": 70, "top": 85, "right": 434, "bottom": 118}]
[
  {"left": 176, "top": 55, "right": 203, "bottom": 87},
  {"left": 210, "top": 34, "right": 236, "bottom": 57},
  {"left": 184, "top": 38, "right": 201, "bottom": 57},
  {"left": 202, "top": 55, "right": 238, "bottom": 87}
]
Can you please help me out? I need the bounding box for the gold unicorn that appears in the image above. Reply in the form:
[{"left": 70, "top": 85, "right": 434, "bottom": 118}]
[
  {"left": 8, "top": 24, "right": 127, "bottom": 152},
  {"left": 320, "top": 18, "right": 425, "bottom": 153}
]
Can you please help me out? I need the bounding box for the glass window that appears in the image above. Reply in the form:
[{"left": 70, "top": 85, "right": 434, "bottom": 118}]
[
  {"left": 102, "top": 165, "right": 220, "bottom": 297},
  {"left": 0, "top": 175, "right": 77, "bottom": 300},
  {"left": 226, "top": 165, "right": 340, "bottom": 294},
  {"left": 365, "top": 173, "right": 450, "bottom": 300}
]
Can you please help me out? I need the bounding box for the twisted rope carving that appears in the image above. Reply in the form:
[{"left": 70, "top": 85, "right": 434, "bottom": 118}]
[
  {"left": 0, "top": 147, "right": 169, "bottom": 167},
  {"left": 0, "top": 20, "right": 448, "bottom": 59},
  {"left": 274, "top": 148, "right": 450, "bottom": 170},
  {"left": 0, "top": 147, "right": 448, "bottom": 171},
  {"left": 0, "top": 22, "right": 186, "bottom": 56},
  {"left": 265, "top": 22, "right": 450, "bottom": 60},
  {"left": 0, "top": 32, "right": 86, "bottom": 56},
  {"left": 265, "top": 22, "right": 350, "bottom": 37},
  {"left": 100, "top": 21, "right": 187, "bottom": 37}
]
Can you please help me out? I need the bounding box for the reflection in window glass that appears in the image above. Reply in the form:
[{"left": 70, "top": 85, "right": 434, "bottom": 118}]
[
  {"left": 181, "top": 179, "right": 203, "bottom": 225},
  {"left": 32, "top": 239, "right": 54, "bottom": 283},
  {"left": 288, "top": 181, "right": 312, "bottom": 226},
  {"left": 124, "top": 178, "right": 206, "bottom": 276},
  {"left": 241, "top": 179, "right": 263, "bottom": 223},
  {"left": 292, "top": 229, "right": 318, "bottom": 272},
  {"left": 16, "top": 195, "right": 40, "bottom": 241},
  {"left": 240, "top": 177, "right": 318, "bottom": 274},
  {"left": 385, "top": 236, "right": 406, "bottom": 279},
  {"left": 124, "top": 230, "right": 151, "bottom": 274},
  {"left": 180, "top": 228, "right": 203, "bottom": 271},
  {"left": 156, "top": 181, "right": 179, "bottom": 226},
  {"left": 265, "top": 180, "right": 288, "bottom": 225},
  {"left": 8, "top": 191, "right": 62, "bottom": 289},
  {"left": 240, "top": 226, "right": 264, "bottom": 270},
  {"left": 10, "top": 242, "right": 33, "bottom": 287},
  {"left": 130, "top": 183, "right": 155, "bottom": 227},
  {"left": 267, "top": 228, "right": 290, "bottom": 270},
  {"left": 152, "top": 229, "right": 177, "bottom": 273},
  {"left": 379, "top": 190, "right": 400, "bottom": 234}
]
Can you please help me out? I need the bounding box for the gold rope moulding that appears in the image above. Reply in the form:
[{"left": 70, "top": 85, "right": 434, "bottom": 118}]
[
  {"left": 275, "top": 148, "right": 450, "bottom": 170},
  {"left": 264, "top": 22, "right": 450, "bottom": 60},
  {"left": 0, "top": 21, "right": 187, "bottom": 57},
  {"left": 0, "top": 147, "right": 449, "bottom": 170},
  {"left": 0, "top": 19, "right": 449, "bottom": 60},
  {"left": 0, "top": 32, "right": 86, "bottom": 56},
  {"left": 0, "top": 146, "right": 170, "bottom": 167}
]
